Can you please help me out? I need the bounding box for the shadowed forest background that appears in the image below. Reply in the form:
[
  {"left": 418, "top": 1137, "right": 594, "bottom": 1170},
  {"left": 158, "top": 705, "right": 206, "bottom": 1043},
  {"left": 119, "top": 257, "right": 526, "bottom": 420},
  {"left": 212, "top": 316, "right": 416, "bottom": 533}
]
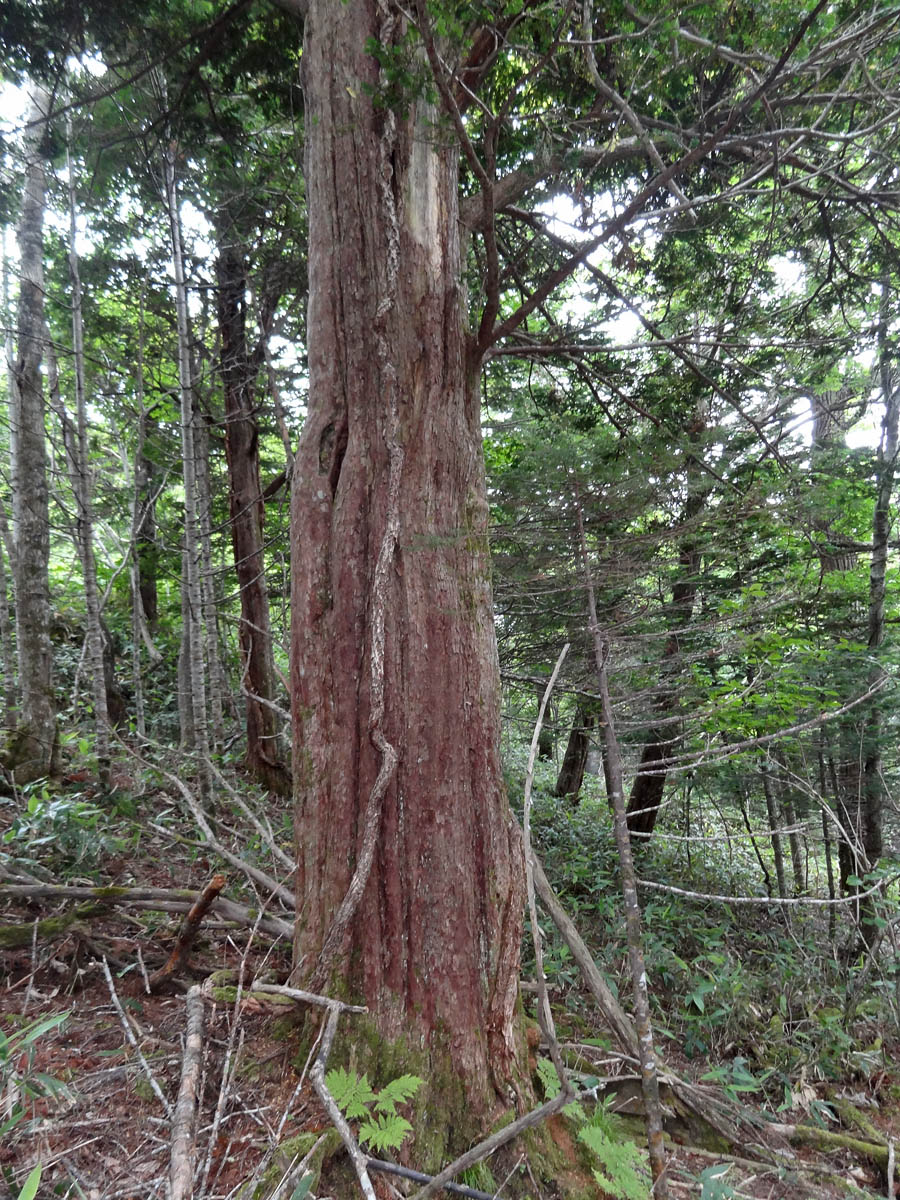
[{"left": 2, "top": 2, "right": 900, "bottom": 1198}]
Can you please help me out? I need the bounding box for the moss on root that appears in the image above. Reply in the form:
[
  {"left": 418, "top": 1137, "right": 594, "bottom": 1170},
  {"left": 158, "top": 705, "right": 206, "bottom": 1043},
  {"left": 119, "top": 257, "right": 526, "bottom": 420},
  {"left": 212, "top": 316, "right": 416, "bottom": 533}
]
[
  {"left": 246, "top": 1129, "right": 342, "bottom": 1199},
  {"left": 284, "top": 1015, "right": 598, "bottom": 1198}
]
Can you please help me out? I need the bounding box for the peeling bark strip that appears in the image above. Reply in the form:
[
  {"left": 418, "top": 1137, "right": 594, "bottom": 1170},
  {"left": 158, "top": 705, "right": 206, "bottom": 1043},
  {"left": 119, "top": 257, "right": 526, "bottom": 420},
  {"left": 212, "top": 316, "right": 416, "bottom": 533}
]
[{"left": 292, "top": 0, "right": 526, "bottom": 1120}]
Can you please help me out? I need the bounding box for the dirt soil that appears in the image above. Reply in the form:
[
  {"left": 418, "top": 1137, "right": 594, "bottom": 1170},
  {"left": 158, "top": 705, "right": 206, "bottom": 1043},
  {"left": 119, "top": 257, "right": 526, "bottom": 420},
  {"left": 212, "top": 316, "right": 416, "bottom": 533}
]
[{"left": 1, "top": 780, "right": 898, "bottom": 1200}]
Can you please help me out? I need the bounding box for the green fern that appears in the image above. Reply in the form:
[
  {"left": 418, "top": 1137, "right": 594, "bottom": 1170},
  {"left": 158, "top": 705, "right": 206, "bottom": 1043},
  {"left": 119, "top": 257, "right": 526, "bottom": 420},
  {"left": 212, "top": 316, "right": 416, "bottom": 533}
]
[
  {"left": 373, "top": 1073, "right": 423, "bottom": 1114},
  {"left": 535, "top": 1057, "right": 650, "bottom": 1200},
  {"left": 324, "top": 1067, "right": 377, "bottom": 1119},
  {"left": 359, "top": 1112, "right": 415, "bottom": 1152},
  {"left": 577, "top": 1124, "right": 651, "bottom": 1200},
  {"left": 325, "top": 1068, "right": 423, "bottom": 1154},
  {"left": 535, "top": 1055, "right": 586, "bottom": 1121}
]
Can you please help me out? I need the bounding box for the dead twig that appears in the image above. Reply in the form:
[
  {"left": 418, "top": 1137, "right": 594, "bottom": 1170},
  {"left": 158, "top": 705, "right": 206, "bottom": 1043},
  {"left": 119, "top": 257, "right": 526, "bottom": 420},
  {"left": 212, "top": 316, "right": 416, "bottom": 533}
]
[
  {"left": 149, "top": 874, "right": 227, "bottom": 991},
  {"left": 0, "top": 882, "right": 292, "bottom": 940},
  {"left": 101, "top": 956, "right": 172, "bottom": 1119},
  {"left": 169, "top": 984, "right": 205, "bottom": 1200},
  {"left": 407, "top": 1092, "right": 572, "bottom": 1200},
  {"left": 522, "top": 644, "right": 572, "bottom": 1098}
]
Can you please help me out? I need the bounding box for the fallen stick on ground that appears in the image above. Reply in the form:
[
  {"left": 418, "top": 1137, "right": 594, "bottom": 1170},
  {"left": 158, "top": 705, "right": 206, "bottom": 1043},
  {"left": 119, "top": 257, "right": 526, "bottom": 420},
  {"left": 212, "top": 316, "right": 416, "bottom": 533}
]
[
  {"left": 150, "top": 874, "right": 227, "bottom": 991},
  {"left": 170, "top": 984, "right": 205, "bottom": 1200},
  {"left": 0, "top": 882, "right": 292, "bottom": 941},
  {"left": 101, "top": 956, "right": 172, "bottom": 1119}
]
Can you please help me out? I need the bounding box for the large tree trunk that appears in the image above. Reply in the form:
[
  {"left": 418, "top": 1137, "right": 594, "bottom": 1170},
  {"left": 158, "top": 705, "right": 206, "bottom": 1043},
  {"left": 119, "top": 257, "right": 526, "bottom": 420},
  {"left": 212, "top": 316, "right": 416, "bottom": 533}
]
[
  {"left": 292, "top": 1, "right": 527, "bottom": 1146},
  {"left": 7, "top": 88, "right": 56, "bottom": 783},
  {"left": 215, "top": 227, "right": 287, "bottom": 792}
]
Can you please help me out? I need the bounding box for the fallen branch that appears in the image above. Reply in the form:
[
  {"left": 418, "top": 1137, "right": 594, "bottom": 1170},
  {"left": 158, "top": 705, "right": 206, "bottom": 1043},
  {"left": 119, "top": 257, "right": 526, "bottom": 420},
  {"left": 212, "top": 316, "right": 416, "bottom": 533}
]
[
  {"left": 0, "top": 882, "right": 292, "bottom": 940},
  {"left": 204, "top": 757, "right": 295, "bottom": 873},
  {"left": 408, "top": 1091, "right": 571, "bottom": 1200},
  {"left": 169, "top": 984, "right": 205, "bottom": 1200},
  {"left": 160, "top": 764, "right": 296, "bottom": 908},
  {"left": 0, "top": 903, "right": 105, "bottom": 949},
  {"left": 528, "top": 849, "right": 639, "bottom": 1059},
  {"left": 528, "top": 847, "right": 746, "bottom": 1146},
  {"left": 823, "top": 1089, "right": 886, "bottom": 1146},
  {"left": 769, "top": 1121, "right": 890, "bottom": 1173},
  {"left": 367, "top": 1158, "right": 497, "bottom": 1199},
  {"left": 246, "top": 982, "right": 367, "bottom": 1013},
  {"left": 101, "top": 956, "right": 172, "bottom": 1119},
  {"left": 150, "top": 874, "right": 227, "bottom": 991}
]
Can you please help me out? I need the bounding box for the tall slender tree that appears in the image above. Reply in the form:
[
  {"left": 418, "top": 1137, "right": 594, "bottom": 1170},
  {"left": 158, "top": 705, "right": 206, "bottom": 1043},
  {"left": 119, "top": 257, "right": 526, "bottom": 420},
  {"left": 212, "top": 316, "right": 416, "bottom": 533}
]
[{"left": 6, "top": 87, "right": 56, "bottom": 783}]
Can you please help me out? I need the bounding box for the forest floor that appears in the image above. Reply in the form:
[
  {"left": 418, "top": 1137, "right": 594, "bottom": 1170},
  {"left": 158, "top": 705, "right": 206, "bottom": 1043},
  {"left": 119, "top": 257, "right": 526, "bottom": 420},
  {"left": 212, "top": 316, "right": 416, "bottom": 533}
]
[{"left": 0, "top": 765, "right": 898, "bottom": 1200}]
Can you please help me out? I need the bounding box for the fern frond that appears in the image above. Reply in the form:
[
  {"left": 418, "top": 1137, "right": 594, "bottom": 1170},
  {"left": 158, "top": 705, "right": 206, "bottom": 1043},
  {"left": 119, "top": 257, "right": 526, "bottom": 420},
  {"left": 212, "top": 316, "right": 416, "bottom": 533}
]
[
  {"left": 325, "top": 1067, "right": 377, "bottom": 1119},
  {"left": 373, "top": 1073, "right": 423, "bottom": 1114},
  {"left": 578, "top": 1125, "right": 651, "bottom": 1200},
  {"left": 359, "top": 1113, "right": 414, "bottom": 1153}
]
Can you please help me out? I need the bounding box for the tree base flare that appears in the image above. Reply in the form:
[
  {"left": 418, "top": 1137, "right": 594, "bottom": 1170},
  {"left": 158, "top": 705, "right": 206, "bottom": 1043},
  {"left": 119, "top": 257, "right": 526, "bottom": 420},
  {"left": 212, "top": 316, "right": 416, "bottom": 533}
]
[{"left": 286, "top": 1018, "right": 602, "bottom": 1200}]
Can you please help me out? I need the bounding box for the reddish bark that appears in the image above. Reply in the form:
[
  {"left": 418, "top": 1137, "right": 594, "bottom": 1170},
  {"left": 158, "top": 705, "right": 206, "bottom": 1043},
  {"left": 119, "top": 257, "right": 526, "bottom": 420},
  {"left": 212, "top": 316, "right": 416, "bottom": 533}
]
[
  {"left": 292, "top": 0, "right": 526, "bottom": 1123},
  {"left": 216, "top": 228, "right": 288, "bottom": 793}
]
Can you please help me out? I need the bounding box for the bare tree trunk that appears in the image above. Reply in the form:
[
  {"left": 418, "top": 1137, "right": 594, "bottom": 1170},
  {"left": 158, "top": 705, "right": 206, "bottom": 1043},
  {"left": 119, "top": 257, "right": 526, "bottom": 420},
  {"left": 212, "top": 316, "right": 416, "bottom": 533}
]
[
  {"left": 535, "top": 683, "right": 554, "bottom": 760},
  {"left": 857, "top": 285, "right": 900, "bottom": 939},
  {"left": 292, "top": 0, "right": 528, "bottom": 1145},
  {"left": 0, "top": 519, "right": 13, "bottom": 738},
  {"left": 816, "top": 739, "right": 837, "bottom": 943},
  {"left": 65, "top": 121, "right": 111, "bottom": 789},
  {"left": 6, "top": 87, "right": 56, "bottom": 783},
  {"left": 761, "top": 760, "right": 788, "bottom": 904},
  {"left": 1, "top": 237, "right": 18, "bottom": 734},
  {"left": 177, "top": 542, "right": 195, "bottom": 750},
  {"left": 626, "top": 403, "right": 709, "bottom": 840},
  {"left": 195, "top": 411, "right": 224, "bottom": 751},
  {"left": 215, "top": 223, "right": 287, "bottom": 791},
  {"left": 781, "top": 789, "right": 806, "bottom": 896},
  {"left": 573, "top": 486, "right": 668, "bottom": 1195},
  {"left": 163, "top": 143, "right": 210, "bottom": 795},
  {"left": 554, "top": 704, "right": 594, "bottom": 802}
]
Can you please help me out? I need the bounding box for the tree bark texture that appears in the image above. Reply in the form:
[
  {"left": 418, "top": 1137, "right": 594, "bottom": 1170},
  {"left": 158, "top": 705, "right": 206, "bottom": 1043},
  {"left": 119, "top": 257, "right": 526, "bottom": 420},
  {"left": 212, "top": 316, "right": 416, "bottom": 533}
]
[
  {"left": 8, "top": 88, "right": 56, "bottom": 783},
  {"left": 292, "top": 0, "right": 526, "bottom": 1126},
  {"left": 216, "top": 229, "right": 286, "bottom": 791}
]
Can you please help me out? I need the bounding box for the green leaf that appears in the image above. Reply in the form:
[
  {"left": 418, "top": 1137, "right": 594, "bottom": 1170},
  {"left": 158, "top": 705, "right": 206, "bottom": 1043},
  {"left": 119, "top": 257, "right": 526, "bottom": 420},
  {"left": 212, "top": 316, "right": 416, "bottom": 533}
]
[
  {"left": 20, "top": 1011, "right": 69, "bottom": 1046},
  {"left": 18, "top": 1165, "right": 42, "bottom": 1200},
  {"left": 699, "top": 1163, "right": 736, "bottom": 1200},
  {"left": 289, "top": 1174, "right": 313, "bottom": 1200}
]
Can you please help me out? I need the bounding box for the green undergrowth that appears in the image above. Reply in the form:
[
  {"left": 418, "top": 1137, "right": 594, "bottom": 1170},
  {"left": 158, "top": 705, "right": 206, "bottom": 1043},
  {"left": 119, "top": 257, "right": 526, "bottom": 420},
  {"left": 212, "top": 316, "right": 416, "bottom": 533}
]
[{"left": 519, "top": 781, "right": 900, "bottom": 1115}]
